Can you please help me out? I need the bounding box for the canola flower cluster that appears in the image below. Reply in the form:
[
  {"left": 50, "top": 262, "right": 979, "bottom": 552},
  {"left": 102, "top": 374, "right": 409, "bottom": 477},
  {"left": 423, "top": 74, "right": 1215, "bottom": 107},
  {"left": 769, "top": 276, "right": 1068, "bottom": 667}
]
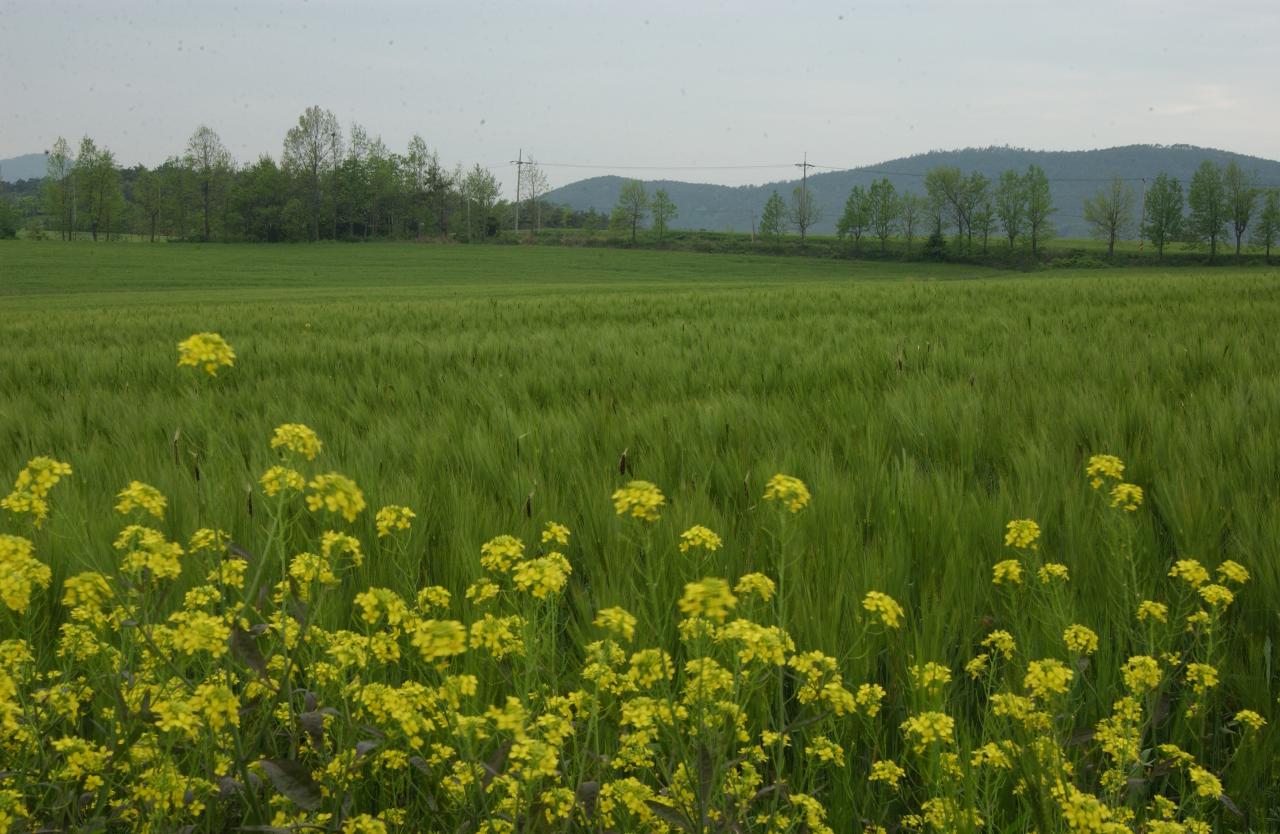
[{"left": 0, "top": 337, "right": 1272, "bottom": 834}]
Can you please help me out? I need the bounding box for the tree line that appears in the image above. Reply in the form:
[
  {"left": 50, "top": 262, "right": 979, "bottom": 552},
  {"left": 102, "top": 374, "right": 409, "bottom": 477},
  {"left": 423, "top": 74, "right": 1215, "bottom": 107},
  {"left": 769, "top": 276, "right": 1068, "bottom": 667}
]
[
  {"left": 9, "top": 106, "right": 608, "bottom": 243},
  {"left": 747, "top": 161, "right": 1279, "bottom": 261}
]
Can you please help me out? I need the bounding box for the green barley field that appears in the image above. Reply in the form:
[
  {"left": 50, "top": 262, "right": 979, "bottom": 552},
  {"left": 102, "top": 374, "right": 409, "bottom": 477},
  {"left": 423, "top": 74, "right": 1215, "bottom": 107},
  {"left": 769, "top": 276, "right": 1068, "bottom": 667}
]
[{"left": 2, "top": 241, "right": 1279, "bottom": 833}]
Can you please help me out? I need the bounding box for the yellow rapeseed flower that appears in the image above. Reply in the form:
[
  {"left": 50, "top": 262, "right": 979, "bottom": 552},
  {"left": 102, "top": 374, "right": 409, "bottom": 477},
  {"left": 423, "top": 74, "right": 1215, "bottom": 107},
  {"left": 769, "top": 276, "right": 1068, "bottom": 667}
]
[
  {"left": 0, "top": 534, "right": 52, "bottom": 614},
  {"left": 594, "top": 606, "right": 637, "bottom": 642},
  {"left": 1234, "top": 709, "right": 1266, "bottom": 732},
  {"left": 1184, "top": 663, "right": 1219, "bottom": 694},
  {"left": 2, "top": 457, "right": 72, "bottom": 528},
  {"left": 762, "top": 473, "right": 811, "bottom": 513},
  {"left": 1121, "top": 656, "right": 1162, "bottom": 694},
  {"left": 1137, "top": 600, "right": 1168, "bottom": 623},
  {"left": 375, "top": 505, "right": 415, "bottom": 537},
  {"left": 479, "top": 535, "right": 525, "bottom": 573},
  {"left": 1063, "top": 624, "right": 1099, "bottom": 656},
  {"left": 862, "top": 590, "right": 904, "bottom": 628},
  {"left": 1169, "top": 559, "right": 1210, "bottom": 588},
  {"left": 678, "top": 578, "right": 737, "bottom": 622},
  {"left": 540, "top": 521, "right": 570, "bottom": 545},
  {"left": 982, "top": 630, "right": 1017, "bottom": 660},
  {"left": 734, "top": 572, "right": 776, "bottom": 602},
  {"left": 177, "top": 332, "right": 235, "bottom": 375},
  {"left": 868, "top": 759, "right": 906, "bottom": 789},
  {"left": 114, "top": 480, "right": 167, "bottom": 519},
  {"left": 1197, "top": 583, "right": 1234, "bottom": 609},
  {"left": 1109, "top": 482, "right": 1143, "bottom": 511},
  {"left": 1023, "top": 658, "right": 1073, "bottom": 698},
  {"left": 1004, "top": 519, "right": 1040, "bottom": 549},
  {"left": 1216, "top": 560, "right": 1249, "bottom": 585},
  {"left": 992, "top": 559, "right": 1023, "bottom": 585},
  {"left": 1086, "top": 454, "right": 1125, "bottom": 488},
  {"left": 411, "top": 619, "right": 467, "bottom": 663},
  {"left": 260, "top": 465, "right": 305, "bottom": 497},
  {"left": 305, "top": 473, "right": 366, "bottom": 522},
  {"left": 270, "top": 423, "right": 322, "bottom": 460},
  {"left": 512, "top": 552, "right": 572, "bottom": 599},
  {"left": 1038, "top": 562, "right": 1070, "bottom": 583},
  {"left": 900, "top": 711, "right": 955, "bottom": 753},
  {"left": 678, "top": 525, "right": 722, "bottom": 554},
  {"left": 611, "top": 480, "right": 665, "bottom": 522}
]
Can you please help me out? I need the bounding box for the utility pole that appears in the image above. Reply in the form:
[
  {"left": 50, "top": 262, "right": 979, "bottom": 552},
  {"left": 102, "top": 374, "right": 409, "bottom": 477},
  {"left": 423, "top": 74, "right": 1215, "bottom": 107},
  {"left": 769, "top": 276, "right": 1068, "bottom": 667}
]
[
  {"left": 510, "top": 149, "right": 530, "bottom": 233},
  {"left": 795, "top": 152, "right": 815, "bottom": 243}
]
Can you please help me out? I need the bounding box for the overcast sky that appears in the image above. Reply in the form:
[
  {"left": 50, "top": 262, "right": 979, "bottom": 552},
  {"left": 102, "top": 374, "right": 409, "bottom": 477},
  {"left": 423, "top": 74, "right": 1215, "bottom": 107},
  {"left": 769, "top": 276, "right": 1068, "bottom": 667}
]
[{"left": 2, "top": 0, "right": 1277, "bottom": 195}]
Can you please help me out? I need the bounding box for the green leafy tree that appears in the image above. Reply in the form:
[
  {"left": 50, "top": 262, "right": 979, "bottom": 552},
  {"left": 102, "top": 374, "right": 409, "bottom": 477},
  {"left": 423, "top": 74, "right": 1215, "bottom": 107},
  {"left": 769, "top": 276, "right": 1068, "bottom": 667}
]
[
  {"left": 1082, "top": 178, "right": 1136, "bottom": 256},
  {"left": 650, "top": 189, "right": 677, "bottom": 243},
  {"left": 41, "top": 137, "right": 75, "bottom": 240},
  {"left": 282, "top": 105, "right": 343, "bottom": 241},
  {"left": 0, "top": 197, "right": 16, "bottom": 239},
  {"left": 1252, "top": 190, "right": 1279, "bottom": 262},
  {"left": 788, "top": 186, "right": 821, "bottom": 243},
  {"left": 462, "top": 164, "right": 501, "bottom": 242},
  {"left": 1223, "top": 161, "right": 1259, "bottom": 255},
  {"left": 924, "top": 166, "right": 964, "bottom": 241},
  {"left": 75, "top": 136, "right": 124, "bottom": 241},
  {"left": 1140, "top": 173, "right": 1183, "bottom": 260},
  {"left": 132, "top": 168, "right": 163, "bottom": 242},
  {"left": 759, "top": 190, "right": 786, "bottom": 243},
  {"left": 995, "top": 169, "right": 1025, "bottom": 249},
  {"left": 960, "top": 171, "right": 989, "bottom": 250},
  {"left": 1187, "top": 160, "right": 1228, "bottom": 261},
  {"left": 1024, "top": 165, "right": 1054, "bottom": 254},
  {"left": 613, "top": 180, "right": 648, "bottom": 243},
  {"left": 185, "top": 125, "right": 232, "bottom": 242},
  {"left": 836, "top": 185, "right": 871, "bottom": 253},
  {"left": 972, "top": 192, "right": 996, "bottom": 254},
  {"left": 867, "top": 178, "right": 900, "bottom": 252},
  {"left": 899, "top": 192, "right": 923, "bottom": 255}
]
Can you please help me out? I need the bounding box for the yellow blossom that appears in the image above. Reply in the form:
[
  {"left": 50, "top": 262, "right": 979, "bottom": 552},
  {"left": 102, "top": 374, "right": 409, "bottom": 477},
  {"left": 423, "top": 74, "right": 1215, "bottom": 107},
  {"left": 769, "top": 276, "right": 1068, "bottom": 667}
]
[
  {"left": 114, "top": 480, "right": 167, "bottom": 518},
  {"left": 1216, "top": 560, "right": 1249, "bottom": 585},
  {"left": 270, "top": 423, "right": 322, "bottom": 460},
  {"left": 260, "top": 465, "right": 305, "bottom": 496},
  {"left": 540, "top": 521, "right": 570, "bottom": 545},
  {"left": 900, "top": 711, "right": 955, "bottom": 753},
  {"left": 177, "top": 332, "right": 235, "bottom": 375},
  {"left": 1063, "top": 624, "right": 1099, "bottom": 655},
  {"left": 611, "top": 480, "right": 665, "bottom": 522},
  {"left": 594, "top": 606, "right": 637, "bottom": 642},
  {"left": 1169, "top": 559, "right": 1209, "bottom": 588},
  {"left": 1137, "top": 600, "right": 1168, "bottom": 623},
  {"left": 1109, "top": 482, "right": 1143, "bottom": 511},
  {"left": 862, "top": 590, "right": 904, "bottom": 628},
  {"left": 762, "top": 473, "right": 811, "bottom": 512},
  {"left": 375, "top": 504, "right": 415, "bottom": 537},
  {"left": 734, "top": 572, "right": 776, "bottom": 602},
  {"left": 678, "top": 525, "right": 722, "bottom": 554},
  {"left": 1086, "top": 454, "right": 1125, "bottom": 488},
  {"left": 1121, "top": 656, "right": 1162, "bottom": 694},
  {"left": 992, "top": 558, "right": 1023, "bottom": 585},
  {"left": 868, "top": 759, "right": 906, "bottom": 789},
  {"left": 0, "top": 534, "right": 52, "bottom": 614},
  {"left": 479, "top": 535, "right": 525, "bottom": 573},
  {"left": 1184, "top": 663, "right": 1218, "bottom": 694},
  {"left": 1038, "top": 562, "right": 1069, "bottom": 583},
  {"left": 1004, "top": 519, "right": 1040, "bottom": 549},
  {"left": 305, "top": 473, "right": 366, "bottom": 522},
  {"left": 1024, "top": 658, "right": 1073, "bottom": 698},
  {"left": 678, "top": 578, "right": 737, "bottom": 622}
]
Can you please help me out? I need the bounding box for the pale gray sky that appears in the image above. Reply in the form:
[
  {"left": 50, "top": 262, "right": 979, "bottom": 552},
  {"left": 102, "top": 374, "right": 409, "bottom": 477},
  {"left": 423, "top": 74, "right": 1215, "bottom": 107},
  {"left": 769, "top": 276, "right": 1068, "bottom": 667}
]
[{"left": 2, "top": 0, "right": 1277, "bottom": 196}]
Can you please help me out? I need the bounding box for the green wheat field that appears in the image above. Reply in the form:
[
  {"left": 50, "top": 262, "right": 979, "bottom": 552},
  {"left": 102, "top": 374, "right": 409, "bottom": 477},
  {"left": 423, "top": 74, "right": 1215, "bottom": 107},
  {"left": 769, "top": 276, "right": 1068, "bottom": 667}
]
[{"left": 2, "top": 242, "right": 1279, "bottom": 833}]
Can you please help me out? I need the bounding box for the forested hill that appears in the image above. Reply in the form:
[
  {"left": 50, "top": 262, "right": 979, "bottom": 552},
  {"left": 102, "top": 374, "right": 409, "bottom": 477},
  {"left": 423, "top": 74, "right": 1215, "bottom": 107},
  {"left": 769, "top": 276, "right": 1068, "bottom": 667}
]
[
  {"left": 0, "top": 153, "right": 55, "bottom": 183},
  {"left": 544, "top": 145, "right": 1280, "bottom": 239}
]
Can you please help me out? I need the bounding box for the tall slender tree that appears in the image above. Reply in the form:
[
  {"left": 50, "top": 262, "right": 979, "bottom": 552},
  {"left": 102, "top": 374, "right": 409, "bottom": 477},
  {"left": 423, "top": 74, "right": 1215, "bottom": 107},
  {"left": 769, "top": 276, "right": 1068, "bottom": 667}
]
[
  {"left": 282, "top": 106, "right": 342, "bottom": 241},
  {"left": 1187, "top": 160, "right": 1228, "bottom": 261},
  {"left": 185, "top": 125, "right": 232, "bottom": 242},
  {"left": 867, "top": 178, "right": 900, "bottom": 252},
  {"left": 1252, "top": 190, "right": 1279, "bottom": 262},
  {"left": 614, "top": 180, "right": 649, "bottom": 243},
  {"left": 1140, "top": 173, "right": 1182, "bottom": 260},
  {"left": 760, "top": 191, "right": 786, "bottom": 243},
  {"left": 1223, "top": 161, "right": 1259, "bottom": 256},
  {"left": 1024, "top": 165, "right": 1054, "bottom": 255},
  {"left": 42, "top": 137, "right": 75, "bottom": 240},
  {"left": 650, "top": 189, "right": 677, "bottom": 243},
  {"left": 836, "top": 185, "right": 871, "bottom": 253},
  {"left": 1082, "top": 178, "right": 1136, "bottom": 256},
  {"left": 899, "top": 192, "right": 922, "bottom": 255},
  {"left": 995, "top": 169, "right": 1025, "bottom": 249}
]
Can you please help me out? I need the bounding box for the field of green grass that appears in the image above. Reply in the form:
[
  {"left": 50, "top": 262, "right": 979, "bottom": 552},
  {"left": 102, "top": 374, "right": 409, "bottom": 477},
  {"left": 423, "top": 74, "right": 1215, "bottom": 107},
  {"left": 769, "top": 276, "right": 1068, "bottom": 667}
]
[{"left": 2, "top": 241, "right": 1278, "bottom": 832}]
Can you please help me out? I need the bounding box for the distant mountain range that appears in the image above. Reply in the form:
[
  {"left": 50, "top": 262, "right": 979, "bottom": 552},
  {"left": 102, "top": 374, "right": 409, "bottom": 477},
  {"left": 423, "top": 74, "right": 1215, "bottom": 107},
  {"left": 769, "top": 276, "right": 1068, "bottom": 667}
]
[
  {"left": 544, "top": 145, "right": 1280, "bottom": 239},
  {"left": 0, "top": 153, "right": 55, "bottom": 183}
]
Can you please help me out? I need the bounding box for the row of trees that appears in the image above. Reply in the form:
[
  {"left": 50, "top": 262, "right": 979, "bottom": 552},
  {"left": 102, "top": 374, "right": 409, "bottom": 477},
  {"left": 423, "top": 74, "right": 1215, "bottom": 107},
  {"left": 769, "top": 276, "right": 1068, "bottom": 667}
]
[
  {"left": 756, "top": 165, "right": 1057, "bottom": 255},
  {"left": 754, "top": 161, "right": 1279, "bottom": 260},
  {"left": 24, "top": 107, "right": 594, "bottom": 243},
  {"left": 1083, "top": 161, "right": 1280, "bottom": 260}
]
